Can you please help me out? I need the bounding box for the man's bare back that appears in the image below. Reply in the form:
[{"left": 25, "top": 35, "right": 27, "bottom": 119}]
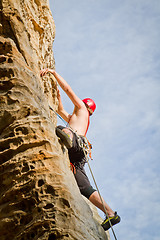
[{"left": 68, "top": 106, "right": 89, "bottom": 136}]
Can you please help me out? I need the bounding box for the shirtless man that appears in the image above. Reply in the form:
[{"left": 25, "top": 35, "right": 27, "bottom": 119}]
[{"left": 40, "top": 68, "right": 120, "bottom": 231}]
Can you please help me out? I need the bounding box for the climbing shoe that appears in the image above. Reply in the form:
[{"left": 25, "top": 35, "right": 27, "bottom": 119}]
[
  {"left": 101, "top": 212, "right": 121, "bottom": 231},
  {"left": 56, "top": 127, "right": 72, "bottom": 149}
]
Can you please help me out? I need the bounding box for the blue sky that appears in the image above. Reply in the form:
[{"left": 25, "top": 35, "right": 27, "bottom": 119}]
[{"left": 49, "top": 1, "right": 160, "bottom": 239}]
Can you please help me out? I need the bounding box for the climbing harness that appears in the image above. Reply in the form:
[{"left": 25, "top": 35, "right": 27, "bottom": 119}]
[
  {"left": 70, "top": 162, "right": 76, "bottom": 174},
  {"left": 49, "top": 104, "right": 118, "bottom": 240}
]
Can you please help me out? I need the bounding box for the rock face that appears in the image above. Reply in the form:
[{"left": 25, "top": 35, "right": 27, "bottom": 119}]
[{"left": 0, "top": 0, "right": 109, "bottom": 239}]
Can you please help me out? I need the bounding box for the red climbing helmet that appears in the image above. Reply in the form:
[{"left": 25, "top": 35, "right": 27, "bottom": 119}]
[{"left": 82, "top": 98, "right": 96, "bottom": 114}]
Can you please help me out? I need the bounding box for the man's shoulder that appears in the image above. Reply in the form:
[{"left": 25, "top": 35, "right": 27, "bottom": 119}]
[{"left": 73, "top": 106, "right": 88, "bottom": 117}]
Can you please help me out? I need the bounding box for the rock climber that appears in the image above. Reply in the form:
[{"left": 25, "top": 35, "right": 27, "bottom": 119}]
[{"left": 40, "top": 68, "right": 121, "bottom": 231}]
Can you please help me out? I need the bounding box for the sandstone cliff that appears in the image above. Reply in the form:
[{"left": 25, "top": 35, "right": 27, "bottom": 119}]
[{"left": 0, "top": 0, "right": 109, "bottom": 239}]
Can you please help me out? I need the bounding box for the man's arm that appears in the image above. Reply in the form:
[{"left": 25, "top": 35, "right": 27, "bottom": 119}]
[
  {"left": 57, "top": 88, "right": 71, "bottom": 122},
  {"left": 40, "top": 68, "right": 85, "bottom": 109}
]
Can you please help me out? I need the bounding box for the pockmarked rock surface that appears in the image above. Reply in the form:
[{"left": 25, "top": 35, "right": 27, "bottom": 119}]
[{"left": 0, "top": 0, "right": 109, "bottom": 239}]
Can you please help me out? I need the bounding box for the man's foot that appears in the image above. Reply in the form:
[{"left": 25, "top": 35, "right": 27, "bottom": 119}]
[
  {"left": 56, "top": 127, "right": 72, "bottom": 148},
  {"left": 101, "top": 212, "right": 121, "bottom": 231}
]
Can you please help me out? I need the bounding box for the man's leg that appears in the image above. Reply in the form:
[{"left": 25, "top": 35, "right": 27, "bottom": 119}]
[
  {"left": 56, "top": 126, "right": 73, "bottom": 148},
  {"left": 89, "top": 191, "right": 121, "bottom": 231},
  {"left": 62, "top": 128, "right": 73, "bottom": 140},
  {"left": 74, "top": 166, "right": 114, "bottom": 217},
  {"left": 89, "top": 191, "right": 114, "bottom": 217}
]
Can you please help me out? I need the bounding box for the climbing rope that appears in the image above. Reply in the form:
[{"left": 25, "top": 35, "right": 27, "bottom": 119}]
[
  {"left": 49, "top": 104, "right": 118, "bottom": 240},
  {"left": 49, "top": 105, "right": 67, "bottom": 125},
  {"left": 82, "top": 143, "right": 118, "bottom": 240}
]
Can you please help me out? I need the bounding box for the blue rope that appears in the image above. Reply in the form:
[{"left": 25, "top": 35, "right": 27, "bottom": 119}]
[{"left": 49, "top": 105, "right": 67, "bottom": 126}]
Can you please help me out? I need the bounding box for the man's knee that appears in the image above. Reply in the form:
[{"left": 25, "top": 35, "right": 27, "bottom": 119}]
[
  {"left": 80, "top": 186, "right": 96, "bottom": 199},
  {"left": 56, "top": 125, "right": 73, "bottom": 140},
  {"left": 62, "top": 128, "right": 73, "bottom": 139},
  {"left": 56, "top": 125, "right": 65, "bottom": 130}
]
